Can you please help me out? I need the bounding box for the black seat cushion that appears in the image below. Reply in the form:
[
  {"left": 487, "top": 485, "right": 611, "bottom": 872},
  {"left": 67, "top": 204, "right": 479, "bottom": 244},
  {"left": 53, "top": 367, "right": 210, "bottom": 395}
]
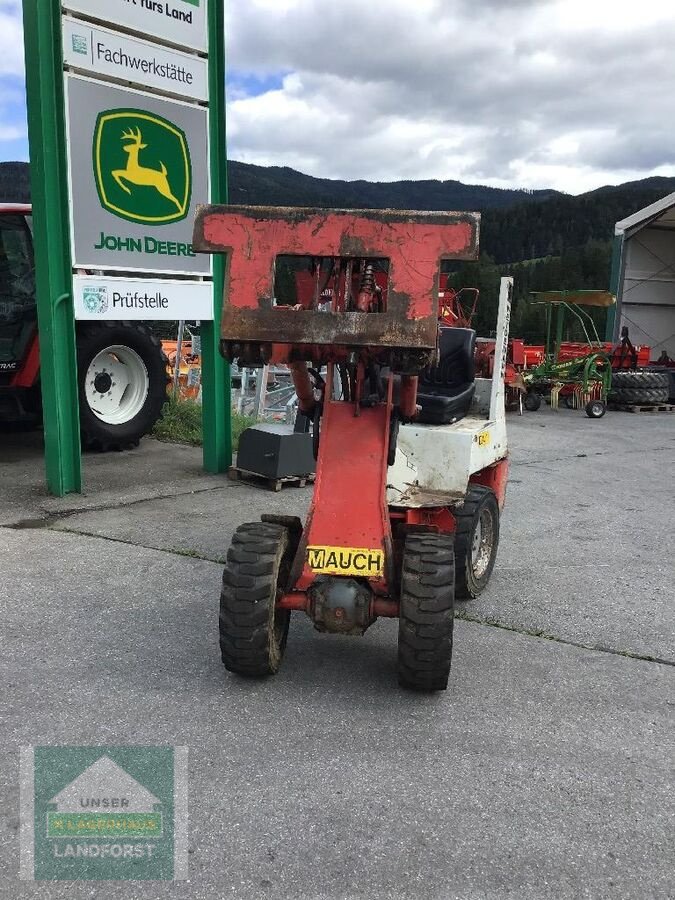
[{"left": 417, "top": 327, "right": 476, "bottom": 425}]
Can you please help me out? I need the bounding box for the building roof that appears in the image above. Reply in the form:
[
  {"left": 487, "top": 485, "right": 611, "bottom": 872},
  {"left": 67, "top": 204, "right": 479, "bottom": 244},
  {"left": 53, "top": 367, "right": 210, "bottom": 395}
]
[{"left": 616, "top": 192, "right": 675, "bottom": 238}]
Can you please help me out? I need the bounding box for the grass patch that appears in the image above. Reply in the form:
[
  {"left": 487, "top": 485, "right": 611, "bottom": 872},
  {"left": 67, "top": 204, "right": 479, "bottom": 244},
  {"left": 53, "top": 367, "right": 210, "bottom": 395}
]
[{"left": 153, "top": 395, "right": 256, "bottom": 450}]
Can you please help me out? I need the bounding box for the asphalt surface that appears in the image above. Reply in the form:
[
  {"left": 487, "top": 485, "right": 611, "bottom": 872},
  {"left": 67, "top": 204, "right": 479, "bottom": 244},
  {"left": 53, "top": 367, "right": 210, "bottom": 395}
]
[{"left": 0, "top": 408, "right": 673, "bottom": 898}]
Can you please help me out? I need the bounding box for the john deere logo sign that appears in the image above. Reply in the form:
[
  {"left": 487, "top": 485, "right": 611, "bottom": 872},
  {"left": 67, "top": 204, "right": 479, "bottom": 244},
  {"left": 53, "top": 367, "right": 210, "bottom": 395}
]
[{"left": 93, "top": 109, "right": 191, "bottom": 226}]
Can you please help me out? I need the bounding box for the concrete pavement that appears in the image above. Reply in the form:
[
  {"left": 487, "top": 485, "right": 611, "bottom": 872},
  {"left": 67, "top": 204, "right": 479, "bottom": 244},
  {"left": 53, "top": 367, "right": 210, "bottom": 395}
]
[{"left": 0, "top": 408, "right": 673, "bottom": 898}]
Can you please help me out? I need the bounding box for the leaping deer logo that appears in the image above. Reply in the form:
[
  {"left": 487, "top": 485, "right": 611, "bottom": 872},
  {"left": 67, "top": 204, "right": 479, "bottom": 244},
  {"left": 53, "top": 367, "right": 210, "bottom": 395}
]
[{"left": 111, "top": 127, "right": 182, "bottom": 213}]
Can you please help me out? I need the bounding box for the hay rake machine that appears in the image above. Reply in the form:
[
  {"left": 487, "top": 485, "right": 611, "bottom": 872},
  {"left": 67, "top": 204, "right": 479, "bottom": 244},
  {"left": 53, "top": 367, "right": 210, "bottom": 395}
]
[{"left": 193, "top": 206, "right": 511, "bottom": 691}]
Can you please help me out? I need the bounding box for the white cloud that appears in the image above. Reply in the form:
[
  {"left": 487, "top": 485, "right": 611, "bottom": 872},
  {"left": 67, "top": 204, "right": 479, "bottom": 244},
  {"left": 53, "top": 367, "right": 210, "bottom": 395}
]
[
  {"left": 0, "top": 0, "right": 674, "bottom": 191},
  {"left": 226, "top": 0, "right": 675, "bottom": 192},
  {"left": 0, "top": 2, "right": 24, "bottom": 77}
]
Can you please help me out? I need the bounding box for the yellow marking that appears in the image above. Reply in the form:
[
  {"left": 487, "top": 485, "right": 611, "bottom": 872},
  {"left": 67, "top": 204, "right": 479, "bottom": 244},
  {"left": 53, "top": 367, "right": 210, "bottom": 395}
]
[
  {"left": 477, "top": 430, "right": 490, "bottom": 446},
  {"left": 307, "top": 545, "right": 384, "bottom": 577}
]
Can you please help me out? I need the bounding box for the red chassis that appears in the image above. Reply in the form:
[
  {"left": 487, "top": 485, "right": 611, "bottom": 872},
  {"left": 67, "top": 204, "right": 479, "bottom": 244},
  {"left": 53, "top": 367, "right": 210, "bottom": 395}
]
[{"left": 193, "top": 205, "right": 509, "bottom": 690}]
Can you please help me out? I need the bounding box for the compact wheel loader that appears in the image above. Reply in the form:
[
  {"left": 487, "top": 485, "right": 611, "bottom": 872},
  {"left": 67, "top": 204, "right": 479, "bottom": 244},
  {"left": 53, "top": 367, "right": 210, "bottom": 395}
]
[{"left": 194, "top": 205, "right": 511, "bottom": 691}]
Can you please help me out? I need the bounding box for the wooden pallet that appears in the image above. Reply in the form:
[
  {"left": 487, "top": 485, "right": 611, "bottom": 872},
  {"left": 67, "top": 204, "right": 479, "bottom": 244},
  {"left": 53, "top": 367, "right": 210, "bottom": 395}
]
[
  {"left": 610, "top": 403, "right": 675, "bottom": 414},
  {"left": 228, "top": 466, "right": 315, "bottom": 492}
]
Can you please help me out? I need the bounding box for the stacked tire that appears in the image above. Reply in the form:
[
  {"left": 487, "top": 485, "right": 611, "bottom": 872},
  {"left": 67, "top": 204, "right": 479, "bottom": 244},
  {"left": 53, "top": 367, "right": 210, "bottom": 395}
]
[{"left": 609, "top": 371, "right": 669, "bottom": 407}]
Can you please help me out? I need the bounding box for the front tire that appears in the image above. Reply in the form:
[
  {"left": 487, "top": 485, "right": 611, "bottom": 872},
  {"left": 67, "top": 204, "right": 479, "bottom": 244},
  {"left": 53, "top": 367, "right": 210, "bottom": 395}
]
[
  {"left": 585, "top": 399, "right": 607, "bottom": 419},
  {"left": 454, "top": 485, "right": 500, "bottom": 599},
  {"left": 219, "top": 522, "right": 292, "bottom": 678},
  {"left": 76, "top": 322, "right": 168, "bottom": 451},
  {"left": 397, "top": 533, "right": 455, "bottom": 692}
]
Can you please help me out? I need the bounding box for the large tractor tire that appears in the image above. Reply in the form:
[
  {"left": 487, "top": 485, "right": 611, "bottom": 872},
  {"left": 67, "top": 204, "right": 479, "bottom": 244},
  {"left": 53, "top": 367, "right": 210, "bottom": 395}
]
[
  {"left": 453, "top": 484, "right": 500, "bottom": 600},
  {"left": 610, "top": 386, "right": 669, "bottom": 406},
  {"left": 76, "top": 322, "right": 168, "bottom": 451},
  {"left": 610, "top": 371, "right": 669, "bottom": 406},
  {"left": 219, "top": 522, "right": 293, "bottom": 678},
  {"left": 610, "top": 370, "right": 669, "bottom": 391},
  {"left": 397, "top": 533, "right": 455, "bottom": 692}
]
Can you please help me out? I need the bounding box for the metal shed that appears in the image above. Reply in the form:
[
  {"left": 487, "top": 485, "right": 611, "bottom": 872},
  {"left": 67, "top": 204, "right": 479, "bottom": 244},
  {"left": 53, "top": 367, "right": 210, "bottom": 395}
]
[{"left": 611, "top": 193, "right": 675, "bottom": 361}]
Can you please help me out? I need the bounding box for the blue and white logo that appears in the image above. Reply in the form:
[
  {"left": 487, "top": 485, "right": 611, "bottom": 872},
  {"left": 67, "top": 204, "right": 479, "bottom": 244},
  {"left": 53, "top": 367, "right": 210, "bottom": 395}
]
[{"left": 82, "top": 285, "right": 108, "bottom": 314}]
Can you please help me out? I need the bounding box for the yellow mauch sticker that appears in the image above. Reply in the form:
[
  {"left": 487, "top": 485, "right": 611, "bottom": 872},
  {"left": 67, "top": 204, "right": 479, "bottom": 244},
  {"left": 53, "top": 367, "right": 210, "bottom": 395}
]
[
  {"left": 477, "top": 430, "right": 490, "bottom": 446},
  {"left": 307, "top": 545, "right": 384, "bottom": 577}
]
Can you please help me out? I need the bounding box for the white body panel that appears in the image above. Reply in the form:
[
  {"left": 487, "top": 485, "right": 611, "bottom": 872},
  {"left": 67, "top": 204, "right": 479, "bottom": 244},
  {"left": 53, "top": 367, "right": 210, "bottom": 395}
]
[{"left": 387, "top": 278, "right": 512, "bottom": 509}]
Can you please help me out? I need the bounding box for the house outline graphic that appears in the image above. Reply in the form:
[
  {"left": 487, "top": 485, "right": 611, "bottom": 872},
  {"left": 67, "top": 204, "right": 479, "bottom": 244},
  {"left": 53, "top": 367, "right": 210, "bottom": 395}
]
[{"left": 48, "top": 755, "right": 161, "bottom": 813}]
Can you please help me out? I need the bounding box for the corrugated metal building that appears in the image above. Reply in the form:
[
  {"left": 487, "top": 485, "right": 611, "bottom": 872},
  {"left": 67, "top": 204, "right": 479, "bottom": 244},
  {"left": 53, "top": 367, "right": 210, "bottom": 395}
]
[{"left": 612, "top": 194, "right": 675, "bottom": 361}]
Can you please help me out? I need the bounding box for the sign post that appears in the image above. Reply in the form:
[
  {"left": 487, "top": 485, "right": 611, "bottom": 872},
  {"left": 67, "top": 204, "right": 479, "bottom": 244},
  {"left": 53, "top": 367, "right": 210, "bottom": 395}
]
[
  {"left": 202, "top": 0, "right": 231, "bottom": 473},
  {"left": 22, "top": 0, "right": 230, "bottom": 495},
  {"left": 22, "top": 0, "right": 81, "bottom": 495}
]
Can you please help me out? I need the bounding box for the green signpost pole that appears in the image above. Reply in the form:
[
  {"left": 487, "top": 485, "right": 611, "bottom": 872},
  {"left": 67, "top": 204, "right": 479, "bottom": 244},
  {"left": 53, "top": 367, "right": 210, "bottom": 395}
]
[
  {"left": 22, "top": 0, "right": 82, "bottom": 495},
  {"left": 201, "top": 0, "right": 231, "bottom": 473}
]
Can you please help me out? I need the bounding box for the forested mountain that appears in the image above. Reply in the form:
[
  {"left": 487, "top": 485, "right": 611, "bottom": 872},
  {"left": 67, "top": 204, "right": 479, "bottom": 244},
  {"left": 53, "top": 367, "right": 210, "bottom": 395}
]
[
  {"left": 227, "top": 160, "right": 558, "bottom": 211},
  {"left": 3, "top": 159, "right": 673, "bottom": 339},
  {"left": 0, "top": 158, "right": 555, "bottom": 210},
  {"left": 3, "top": 159, "right": 672, "bottom": 260}
]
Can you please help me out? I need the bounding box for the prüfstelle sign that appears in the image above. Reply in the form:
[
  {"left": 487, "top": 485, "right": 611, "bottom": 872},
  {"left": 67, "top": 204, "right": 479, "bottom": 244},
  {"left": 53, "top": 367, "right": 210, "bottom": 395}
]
[
  {"left": 73, "top": 274, "right": 214, "bottom": 320},
  {"left": 65, "top": 75, "right": 210, "bottom": 275},
  {"left": 63, "top": 17, "right": 208, "bottom": 101},
  {"left": 62, "top": 0, "right": 207, "bottom": 52}
]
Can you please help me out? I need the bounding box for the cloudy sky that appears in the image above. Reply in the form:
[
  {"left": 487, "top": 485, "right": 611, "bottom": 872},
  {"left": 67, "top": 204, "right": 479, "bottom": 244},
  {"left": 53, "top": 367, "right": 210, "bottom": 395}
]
[{"left": 1, "top": 0, "right": 674, "bottom": 193}]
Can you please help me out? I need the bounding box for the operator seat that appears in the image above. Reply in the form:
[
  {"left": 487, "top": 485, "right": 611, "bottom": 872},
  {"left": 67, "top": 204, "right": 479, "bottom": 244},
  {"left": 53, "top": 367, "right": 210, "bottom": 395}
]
[{"left": 416, "top": 327, "right": 476, "bottom": 425}]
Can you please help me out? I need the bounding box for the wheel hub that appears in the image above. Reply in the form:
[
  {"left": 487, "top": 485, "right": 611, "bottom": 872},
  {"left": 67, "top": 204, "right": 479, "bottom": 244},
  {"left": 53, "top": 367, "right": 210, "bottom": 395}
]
[
  {"left": 471, "top": 508, "right": 495, "bottom": 579},
  {"left": 84, "top": 344, "right": 150, "bottom": 425},
  {"left": 93, "top": 371, "right": 112, "bottom": 394}
]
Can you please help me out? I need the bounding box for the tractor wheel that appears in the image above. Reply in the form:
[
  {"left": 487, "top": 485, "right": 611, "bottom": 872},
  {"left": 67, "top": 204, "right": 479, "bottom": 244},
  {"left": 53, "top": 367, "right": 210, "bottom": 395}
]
[
  {"left": 453, "top": 484, "right": 500, "bottom": 600},
  {"left": 397, "top": 533, "right": 455, "bottom": 692},
  {"left": 610, "top": 370, "right": 669, "bottom": 391},
  {"left": 609, "top": 386, "right": 668, "bottom": 406},
  {"left": 585, "top": 399, "right": 607, "bottom": 418},
  {"left": 76, "top": 322, "right": 168, "bottom": 451},
  {"left": 524, "top": 391, "right": 541, "bottom": 412},
  {"left": 219, "top": 522, "right": 292, "bottom": 678}
]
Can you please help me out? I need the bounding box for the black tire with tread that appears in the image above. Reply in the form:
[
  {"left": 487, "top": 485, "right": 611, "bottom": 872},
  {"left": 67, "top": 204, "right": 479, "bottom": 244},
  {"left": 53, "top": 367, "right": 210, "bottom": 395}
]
[
  {"left": 454, "top": 484, "right": 500, "bottom": 600},
  {"left": 611, "top": 370, "right": 669, "bottom": 391},
  {"left": 585, "top": 399, "right": 606, "bottom": 419},
  {"left": 609, "top": 386, "right": 668, "bottom": 406},
  {"left": 76, "top": 321, "right": 169, "bottom": 451},
  {"left": 397, "top": 533, "right": 455, "bottom": 692},
  {"left": 219, "top": 522, "right": 292, "bottom": 677}
]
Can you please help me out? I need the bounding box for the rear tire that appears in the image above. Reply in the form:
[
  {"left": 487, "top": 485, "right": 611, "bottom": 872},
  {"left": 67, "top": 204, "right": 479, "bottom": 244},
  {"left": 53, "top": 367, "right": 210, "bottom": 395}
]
[
  {"left": 454, "top": 485, "right": 500, "bottom": 599},
  {"left": 76, "top": 322, "right": 168, "bottom": 451},
  {"left": 219, "top": 522, "right": 292, "bottom": 678},
  {"left": 397, "top": 533, "right": 455, "bottom": 692}
]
